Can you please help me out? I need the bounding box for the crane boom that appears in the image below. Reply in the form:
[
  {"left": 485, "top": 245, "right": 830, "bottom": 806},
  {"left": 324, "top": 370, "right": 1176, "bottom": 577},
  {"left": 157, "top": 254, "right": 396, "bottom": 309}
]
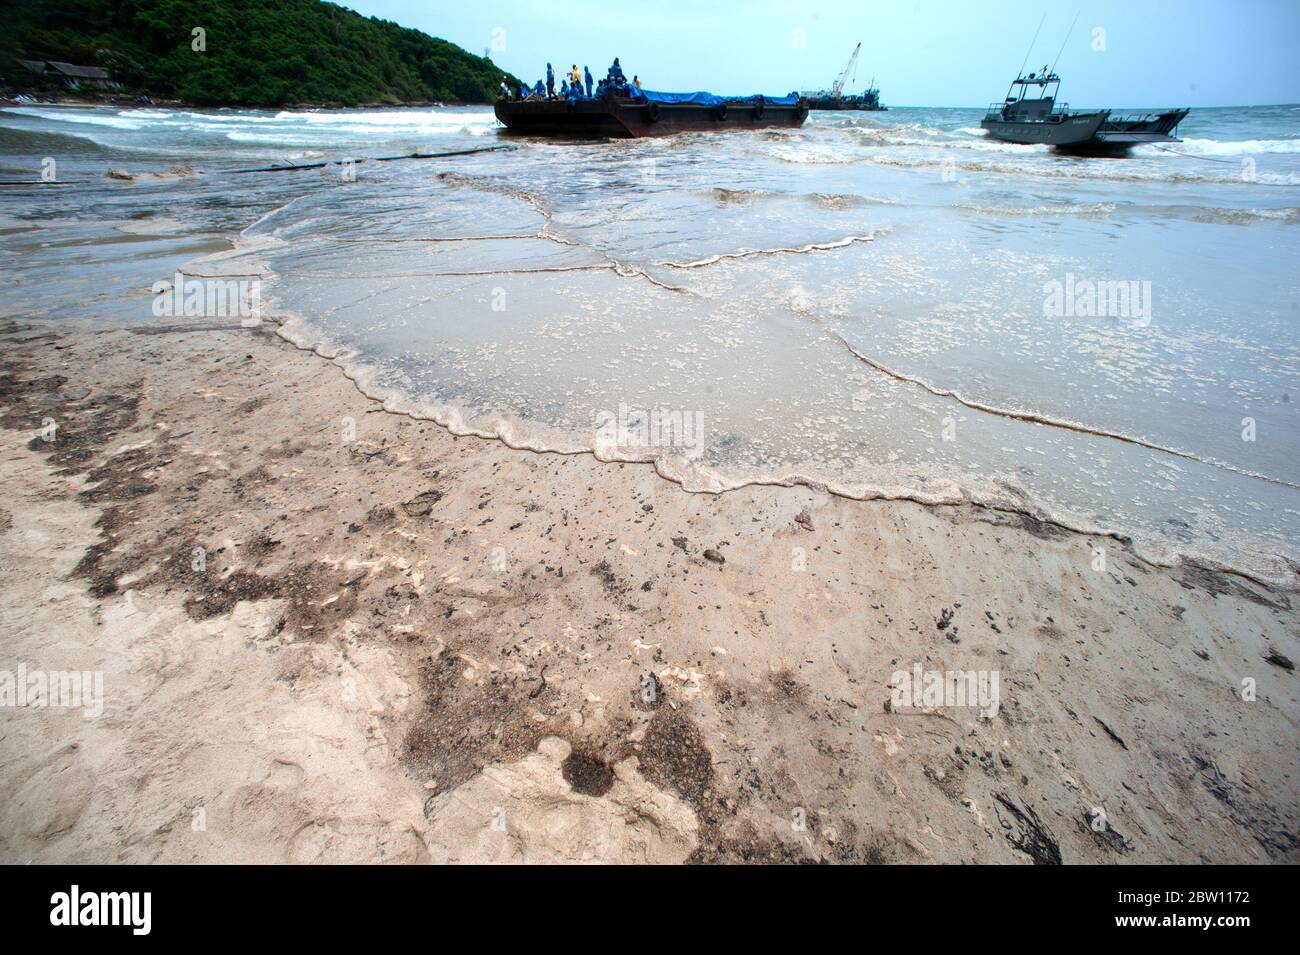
[{"left": 831, "top": 42, "right": 861, "bottom": 99}]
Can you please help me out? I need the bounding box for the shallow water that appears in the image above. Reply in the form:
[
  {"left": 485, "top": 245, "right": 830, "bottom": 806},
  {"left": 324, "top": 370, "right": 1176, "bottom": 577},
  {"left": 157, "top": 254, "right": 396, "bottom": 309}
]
[{"left": 2, "top": 102, "right": 1297, "bottom": 581}]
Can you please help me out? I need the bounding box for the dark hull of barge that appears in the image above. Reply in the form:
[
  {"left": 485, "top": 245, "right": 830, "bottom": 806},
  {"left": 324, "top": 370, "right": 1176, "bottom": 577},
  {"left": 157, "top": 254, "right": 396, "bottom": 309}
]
[{"left": 494, "top": 97, "right": 810, "bottom": 138}]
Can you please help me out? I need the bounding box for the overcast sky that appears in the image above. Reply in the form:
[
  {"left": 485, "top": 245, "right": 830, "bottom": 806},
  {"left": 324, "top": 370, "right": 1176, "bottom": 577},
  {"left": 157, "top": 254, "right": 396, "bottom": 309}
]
[{"left": 343, "top": 0, "right": 1300, "bottom": 108}]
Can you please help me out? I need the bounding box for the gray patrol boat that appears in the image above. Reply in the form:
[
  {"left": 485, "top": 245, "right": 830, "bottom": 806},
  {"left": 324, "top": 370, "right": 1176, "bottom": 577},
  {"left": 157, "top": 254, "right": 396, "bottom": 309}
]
[{"left": 982, "top": 67, "right": 1189, "bottom": 156}]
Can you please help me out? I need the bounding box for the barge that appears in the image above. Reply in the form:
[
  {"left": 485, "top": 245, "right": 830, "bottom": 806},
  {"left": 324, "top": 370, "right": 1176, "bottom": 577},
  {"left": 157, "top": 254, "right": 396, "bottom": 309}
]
[
  {"left": 804, "top": 88, "right": 886, "bottom": 111},
  {"left": 495, "top": 89, "right": 810, "bottom": 138}
]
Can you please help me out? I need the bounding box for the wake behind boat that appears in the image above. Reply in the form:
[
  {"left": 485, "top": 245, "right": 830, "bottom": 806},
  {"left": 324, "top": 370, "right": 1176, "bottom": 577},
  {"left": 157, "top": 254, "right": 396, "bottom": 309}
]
[{"left": 981, "top": 68, "right": 1189, "bottom": 156}]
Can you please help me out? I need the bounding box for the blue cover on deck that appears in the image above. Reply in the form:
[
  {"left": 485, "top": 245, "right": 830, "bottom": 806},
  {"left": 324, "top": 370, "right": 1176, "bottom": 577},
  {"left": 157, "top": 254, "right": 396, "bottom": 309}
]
[{"left": 638, "top": 89, "right": 798, "bottom": 106}]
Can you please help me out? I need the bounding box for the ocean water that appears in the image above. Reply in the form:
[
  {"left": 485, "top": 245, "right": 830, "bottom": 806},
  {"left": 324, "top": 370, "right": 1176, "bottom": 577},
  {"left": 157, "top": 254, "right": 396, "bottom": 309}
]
[{"left": 1, "top": 102, "right": 1297, "bottom": 582}]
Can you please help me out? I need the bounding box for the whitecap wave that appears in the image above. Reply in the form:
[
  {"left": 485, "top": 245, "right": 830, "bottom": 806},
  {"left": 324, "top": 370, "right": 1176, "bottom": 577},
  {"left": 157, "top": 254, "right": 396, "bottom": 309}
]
[
  {"left": 5, "top": 107, "right": 146, "bottom": 129},
  {"left": 274, "top": 108, "right": 495, "bottom": 129},
  {"left": 1174, "top": 136, "right": 1300, "bottom": 156}
]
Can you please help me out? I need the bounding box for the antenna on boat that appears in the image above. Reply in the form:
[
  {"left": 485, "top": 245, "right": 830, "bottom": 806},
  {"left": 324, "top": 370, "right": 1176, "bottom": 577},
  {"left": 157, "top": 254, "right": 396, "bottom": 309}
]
[
  {"left": 1016, "top": 14, "right": 1046, "bottom": 79},
  {"left": 1049, "top": 11, "right": 1081, "bottom": 76}
]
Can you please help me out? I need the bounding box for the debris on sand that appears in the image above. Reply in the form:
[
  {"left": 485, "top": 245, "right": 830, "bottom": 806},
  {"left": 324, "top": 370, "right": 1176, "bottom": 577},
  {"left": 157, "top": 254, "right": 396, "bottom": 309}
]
[
  {"left": 402, "top": 489, "right": 443, "bottom": 516},
  {"left": 994, "top": 793, "right": 1062, "bottom": 865},
  {"left": 1264, "top": 648, "right": 1294, "bottom": 671},
  {"left": 1082, "top": 810, "right": 1132, "bottom": 854},
  {"left": 638, "top": 707, "right": 714, "bottom": 806},
  {"left": 1093, "top": 717, "right": 1129, "bottom": 751},
  {"left": 422, "top": 737, "right": 698, "bottom": 863},
  {"left": 561, "top": 750, "right": 615, "bottom": 796}
]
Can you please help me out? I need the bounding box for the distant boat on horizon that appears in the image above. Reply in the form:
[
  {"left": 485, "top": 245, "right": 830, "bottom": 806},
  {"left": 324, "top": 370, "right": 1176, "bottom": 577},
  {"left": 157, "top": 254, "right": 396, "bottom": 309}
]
[{"left": 800, "top": 43, "right": 888, "bottom": 111}]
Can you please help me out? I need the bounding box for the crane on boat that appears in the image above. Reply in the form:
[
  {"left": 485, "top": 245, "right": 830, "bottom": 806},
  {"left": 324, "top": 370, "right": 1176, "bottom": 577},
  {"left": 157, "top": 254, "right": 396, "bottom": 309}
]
[
  {"left": 800, "top": 41, "right": 885, "bottom": 110},
  {"left": 830, "top": 42, "right": 861, "bottom": 101}
]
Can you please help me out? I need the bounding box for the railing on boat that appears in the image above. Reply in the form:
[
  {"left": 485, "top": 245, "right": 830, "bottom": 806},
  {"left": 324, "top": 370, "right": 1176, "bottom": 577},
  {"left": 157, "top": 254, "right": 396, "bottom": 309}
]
[
  {"left": 1106, "top": 112, "right": 1161, "bottom": 123},
  {"left": 984, "top": 101, "right": 1073, "bottom": 121}
]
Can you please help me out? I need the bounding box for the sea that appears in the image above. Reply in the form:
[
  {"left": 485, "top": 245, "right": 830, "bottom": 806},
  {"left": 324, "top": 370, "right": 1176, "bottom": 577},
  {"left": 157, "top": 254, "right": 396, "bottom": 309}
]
[{"left": 1, "top": 101, "right": 1297, "bottom": 583}]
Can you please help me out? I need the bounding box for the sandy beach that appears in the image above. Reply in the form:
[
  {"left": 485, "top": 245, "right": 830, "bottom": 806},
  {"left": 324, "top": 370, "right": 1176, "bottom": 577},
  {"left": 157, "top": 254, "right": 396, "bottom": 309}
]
[{"left": 0, "top": 315, "right": 1294, "bottom": 864}]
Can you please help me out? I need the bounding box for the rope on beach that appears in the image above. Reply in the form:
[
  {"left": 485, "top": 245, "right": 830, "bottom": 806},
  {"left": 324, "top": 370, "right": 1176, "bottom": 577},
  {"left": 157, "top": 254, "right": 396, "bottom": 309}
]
[
  {"left": 0, "top": 144, "right": 515, "bottom": 186},
  {"left": 226, "top": 144, "right": 515, "bottom": 174}
]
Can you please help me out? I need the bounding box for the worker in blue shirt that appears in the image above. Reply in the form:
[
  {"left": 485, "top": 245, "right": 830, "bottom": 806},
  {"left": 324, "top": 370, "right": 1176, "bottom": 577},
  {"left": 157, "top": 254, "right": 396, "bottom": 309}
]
[
  {"left": 546, "top": 63, "right": 555, "bottom": 98},
  {"left": 583, "top": 66, "right": 593, "bottom": 99}
]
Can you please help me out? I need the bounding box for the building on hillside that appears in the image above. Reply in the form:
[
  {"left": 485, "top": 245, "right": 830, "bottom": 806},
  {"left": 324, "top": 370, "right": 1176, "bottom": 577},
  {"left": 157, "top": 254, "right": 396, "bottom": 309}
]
[{"left": 25, "top": 61, "right": 119, "bottom": 90}]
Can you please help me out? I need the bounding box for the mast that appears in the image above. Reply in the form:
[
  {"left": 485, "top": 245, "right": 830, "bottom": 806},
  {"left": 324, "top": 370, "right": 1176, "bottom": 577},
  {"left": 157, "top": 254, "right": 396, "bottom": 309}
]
[
  {"left": 1006, "top": 15, "right": 1046, "bottom": 104},
  {"left": 1049, "top": 12, "right": 1081, "bottom": 76},
  {"left": 1016, "top": 14, "right": 1046, "bottom": 80}
]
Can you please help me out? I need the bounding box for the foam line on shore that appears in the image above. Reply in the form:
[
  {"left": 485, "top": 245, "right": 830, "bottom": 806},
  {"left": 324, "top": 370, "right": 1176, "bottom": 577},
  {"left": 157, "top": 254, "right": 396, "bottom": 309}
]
[
  {"left": 817, "top": 326, "right": 1300, "bottom": 492},
  {"left": 265, "top": 307, "right": 1298, "bottom": 592},
  {"left": 658, "top": 232, "right": 883, "bottom": 268},
  {"left": 326, "top": 234, "right": 543, "bottom": 243},
  {"left": 213, "top": 172, "right": 1298, "bottom": 590}
]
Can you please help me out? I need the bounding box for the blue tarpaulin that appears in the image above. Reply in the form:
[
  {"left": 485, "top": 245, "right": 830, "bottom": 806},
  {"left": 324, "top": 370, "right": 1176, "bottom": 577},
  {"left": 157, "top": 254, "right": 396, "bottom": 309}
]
[{"left": 637, "top": 89, "right": 799, "bottom": 106}]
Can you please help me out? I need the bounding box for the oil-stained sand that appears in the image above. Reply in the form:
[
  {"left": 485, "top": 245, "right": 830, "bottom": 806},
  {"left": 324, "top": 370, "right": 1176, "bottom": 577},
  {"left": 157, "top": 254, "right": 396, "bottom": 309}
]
[{"left": 0, "top": 318, "right": 1296, "bottom": 864}]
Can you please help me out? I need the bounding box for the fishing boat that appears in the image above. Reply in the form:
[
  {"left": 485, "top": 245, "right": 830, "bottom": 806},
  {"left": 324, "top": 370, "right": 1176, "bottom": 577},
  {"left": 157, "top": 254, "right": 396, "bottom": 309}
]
[
  {"left": 981, "top": 68, "right": 1189, "bottom": 156},
  {"left": 494, "top": 89, "right": 809, "bottom": 138}
]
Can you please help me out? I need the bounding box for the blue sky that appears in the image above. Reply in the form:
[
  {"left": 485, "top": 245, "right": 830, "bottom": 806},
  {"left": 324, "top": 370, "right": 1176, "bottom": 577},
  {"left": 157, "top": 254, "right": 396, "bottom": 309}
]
[{"left": 344, "top": 0, "right": 1300, "bottom": 107}]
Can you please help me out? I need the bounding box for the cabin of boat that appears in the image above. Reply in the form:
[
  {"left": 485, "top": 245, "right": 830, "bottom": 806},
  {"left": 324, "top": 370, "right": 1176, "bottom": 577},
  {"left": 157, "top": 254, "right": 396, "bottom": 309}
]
[{"left": 981, "top": 70, "right": 1110, "bottom": 147}]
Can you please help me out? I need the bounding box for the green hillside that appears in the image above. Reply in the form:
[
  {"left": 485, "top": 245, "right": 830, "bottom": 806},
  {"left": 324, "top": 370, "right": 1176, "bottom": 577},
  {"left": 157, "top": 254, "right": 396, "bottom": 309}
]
[{"left": 0, "top": 0, "right": 517, "bottom": 106}]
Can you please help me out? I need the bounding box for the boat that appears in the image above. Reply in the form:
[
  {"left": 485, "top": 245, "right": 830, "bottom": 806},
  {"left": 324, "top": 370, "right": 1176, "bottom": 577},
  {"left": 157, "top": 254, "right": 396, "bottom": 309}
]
[
  {"left": 1089, "top": 108, "right": 1191, "bottom": 156},
  {"left": 494, "top": 89, "right": 809, "bottom": 138},
  {"left": 805, "top": 87, "right": 886, "bottom": 111},
  {"left": 981, "top": 68, "right": 1188, "bottom": 156},
  {"left": 802, "top": 43, "right": 887, "bottom": 111}
]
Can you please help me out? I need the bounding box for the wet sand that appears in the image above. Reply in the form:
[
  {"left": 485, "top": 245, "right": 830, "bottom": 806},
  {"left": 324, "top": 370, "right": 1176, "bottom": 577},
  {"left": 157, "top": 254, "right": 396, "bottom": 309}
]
[{"left": 0, "top": 317, "right": 1296, "bottom": 863}]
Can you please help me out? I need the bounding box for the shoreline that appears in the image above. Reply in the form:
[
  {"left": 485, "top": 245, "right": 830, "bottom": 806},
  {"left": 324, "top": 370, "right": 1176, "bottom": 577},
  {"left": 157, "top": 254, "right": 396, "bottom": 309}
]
[
  {"left": 271, "top": 304, "right": 1300, "bottom": 593},
  {"left": 210, "top": 157, "right": 1300, "bottom": 593},
  {"left": 1, "top": 316, "right": 1295, "bottom": 863},
  {"left": 2, "top": 93, "right": 496, "bottom": 111}
]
